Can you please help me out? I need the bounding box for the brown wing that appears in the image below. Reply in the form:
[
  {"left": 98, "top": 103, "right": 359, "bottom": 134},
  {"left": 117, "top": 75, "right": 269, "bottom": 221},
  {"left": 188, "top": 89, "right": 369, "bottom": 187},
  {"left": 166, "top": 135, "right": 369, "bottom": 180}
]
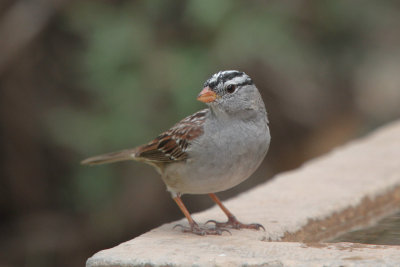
[{"left": 136, "top": 109, "right": 207, "bottom": 163}]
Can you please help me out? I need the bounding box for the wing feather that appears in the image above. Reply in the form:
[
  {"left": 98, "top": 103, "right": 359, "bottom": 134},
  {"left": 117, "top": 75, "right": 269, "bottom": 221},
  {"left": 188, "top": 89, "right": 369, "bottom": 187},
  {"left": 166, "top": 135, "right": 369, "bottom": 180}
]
[{"left": 136, "top": 109, "right": 207, "bottom": 163}]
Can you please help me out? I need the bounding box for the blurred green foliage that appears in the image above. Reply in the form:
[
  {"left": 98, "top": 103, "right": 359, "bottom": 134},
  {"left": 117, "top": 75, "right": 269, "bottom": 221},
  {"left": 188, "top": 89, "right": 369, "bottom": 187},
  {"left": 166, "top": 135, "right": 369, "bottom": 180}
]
[{"left": 43, "top": 0, "right": 400, "bottom": 211}]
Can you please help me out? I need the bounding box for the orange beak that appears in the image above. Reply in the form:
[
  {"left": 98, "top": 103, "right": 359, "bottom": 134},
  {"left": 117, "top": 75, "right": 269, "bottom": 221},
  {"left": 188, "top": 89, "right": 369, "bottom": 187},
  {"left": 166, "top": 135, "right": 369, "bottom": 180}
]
[{"left": 197, "top": 86, "right": 217, "bottom": 103}]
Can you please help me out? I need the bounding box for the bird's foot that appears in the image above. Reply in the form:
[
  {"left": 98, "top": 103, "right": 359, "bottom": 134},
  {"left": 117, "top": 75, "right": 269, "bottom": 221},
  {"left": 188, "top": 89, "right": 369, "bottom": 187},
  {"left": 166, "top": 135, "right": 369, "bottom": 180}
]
[
  {"left": 173, "top": 222, "right": 230, "bottom": 236},
  {"left": 206, "top": 215, "right": 265, "bottom": 231}
]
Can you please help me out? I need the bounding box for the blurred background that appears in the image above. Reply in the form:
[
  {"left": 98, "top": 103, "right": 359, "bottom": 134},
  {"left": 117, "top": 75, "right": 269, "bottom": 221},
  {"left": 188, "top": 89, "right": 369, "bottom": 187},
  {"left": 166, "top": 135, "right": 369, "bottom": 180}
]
[{"left": 1, "top": 0, "right": 400, "bottom": 266}]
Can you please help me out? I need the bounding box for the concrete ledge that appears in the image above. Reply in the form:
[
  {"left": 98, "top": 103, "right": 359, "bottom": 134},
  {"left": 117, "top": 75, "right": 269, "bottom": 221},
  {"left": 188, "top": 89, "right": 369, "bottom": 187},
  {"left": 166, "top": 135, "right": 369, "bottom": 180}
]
[
  {"left": 88, "top": 241, "right": 400, "bottom": 266},
  {"left": 87, "top": 120, "right": 400, "bottom": 266}
]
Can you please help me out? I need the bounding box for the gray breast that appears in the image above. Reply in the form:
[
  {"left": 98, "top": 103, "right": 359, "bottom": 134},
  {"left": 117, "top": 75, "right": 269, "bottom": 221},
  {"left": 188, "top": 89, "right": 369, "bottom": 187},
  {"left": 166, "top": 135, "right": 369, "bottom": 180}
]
[{"left": 163, "top": 113, "right": 270, "bottom": 195}]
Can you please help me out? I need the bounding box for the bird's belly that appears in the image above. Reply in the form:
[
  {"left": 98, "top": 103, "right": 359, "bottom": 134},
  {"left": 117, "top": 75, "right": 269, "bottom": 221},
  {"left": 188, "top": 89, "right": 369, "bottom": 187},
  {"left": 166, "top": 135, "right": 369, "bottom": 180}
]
[
  {"left": 163, "top": 161, "right": 254, "bottom": 195},
  {"left": 163, "top": 128, "right": 270, "bottom": 195}
]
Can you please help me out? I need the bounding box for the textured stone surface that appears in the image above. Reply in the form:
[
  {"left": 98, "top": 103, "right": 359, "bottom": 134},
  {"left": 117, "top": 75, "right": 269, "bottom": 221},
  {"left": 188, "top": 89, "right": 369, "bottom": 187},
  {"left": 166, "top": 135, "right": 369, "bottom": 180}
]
[
  {"left": 87, "top": 120, "right": 400, "bottom": 267},
  {"left": 88, "top": 240, "right": 400, "bottom": 267}
]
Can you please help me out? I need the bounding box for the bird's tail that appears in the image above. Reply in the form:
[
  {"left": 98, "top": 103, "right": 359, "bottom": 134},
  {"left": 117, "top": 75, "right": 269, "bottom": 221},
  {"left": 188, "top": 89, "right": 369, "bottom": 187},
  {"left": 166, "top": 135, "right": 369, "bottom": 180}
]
[{"left": 81, "top": 148, "right": 138, "bottom": 166}]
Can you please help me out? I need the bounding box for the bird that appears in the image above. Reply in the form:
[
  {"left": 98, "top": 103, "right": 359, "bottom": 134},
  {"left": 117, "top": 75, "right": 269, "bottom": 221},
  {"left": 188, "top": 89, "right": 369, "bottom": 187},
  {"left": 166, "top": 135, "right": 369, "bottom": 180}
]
[{"left": 81, "top": 70, "right": 271, "bottom": 235}]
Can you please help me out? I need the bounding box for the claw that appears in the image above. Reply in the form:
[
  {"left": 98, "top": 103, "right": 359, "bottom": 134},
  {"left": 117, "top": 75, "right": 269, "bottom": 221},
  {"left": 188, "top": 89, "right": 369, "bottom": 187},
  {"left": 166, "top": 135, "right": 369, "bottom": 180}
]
[
  {"left": 252, "top": 223, "right": 265, "bottom": 231},
  {"left": 173, "top": 223, "right": 230, "bottom": 236},
  {"left": 205, "top": 219, "right": 218, "bottom": 225},
  {"left": 173, "top": 224, "right": 185, "bottom": 230},
  {"left": 206, "top": 216, "right": 265, "bottom": 231}
]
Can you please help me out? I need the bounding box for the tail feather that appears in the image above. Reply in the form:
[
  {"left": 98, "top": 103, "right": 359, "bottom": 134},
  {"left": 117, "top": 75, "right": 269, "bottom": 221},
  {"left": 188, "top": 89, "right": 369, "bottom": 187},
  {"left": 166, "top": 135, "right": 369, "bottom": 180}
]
[{"left": 81, "top": 148, "right": 138, "bottom": 166}]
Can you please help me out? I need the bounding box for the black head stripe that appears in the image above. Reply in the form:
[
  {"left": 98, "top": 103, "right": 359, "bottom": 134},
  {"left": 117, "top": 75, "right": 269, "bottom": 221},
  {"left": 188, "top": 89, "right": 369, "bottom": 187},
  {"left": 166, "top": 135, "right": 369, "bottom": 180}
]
[
  {"left": 205, "top": 79, "right": 218, "bottom": 89},
  {"left": 220, "top": 71, "right": 244, "bottom": 83},
  {"left": 204, "top": 70, "right": 252, "bottom": 89}
]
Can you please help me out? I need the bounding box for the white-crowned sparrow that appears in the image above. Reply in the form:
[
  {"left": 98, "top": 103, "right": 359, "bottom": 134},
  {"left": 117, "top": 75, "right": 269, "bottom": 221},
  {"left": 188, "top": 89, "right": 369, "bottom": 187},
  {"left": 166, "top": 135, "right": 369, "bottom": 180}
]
[{"left": 82, "top": 70, "right": 270, "bottom": 235}]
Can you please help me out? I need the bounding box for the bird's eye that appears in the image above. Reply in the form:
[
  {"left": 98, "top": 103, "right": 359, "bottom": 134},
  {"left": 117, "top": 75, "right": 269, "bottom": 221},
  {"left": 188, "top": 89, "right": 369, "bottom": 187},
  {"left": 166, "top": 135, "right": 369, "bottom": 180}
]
[{"left": 226, "top": 84, "right": 236, "bottom": 94}]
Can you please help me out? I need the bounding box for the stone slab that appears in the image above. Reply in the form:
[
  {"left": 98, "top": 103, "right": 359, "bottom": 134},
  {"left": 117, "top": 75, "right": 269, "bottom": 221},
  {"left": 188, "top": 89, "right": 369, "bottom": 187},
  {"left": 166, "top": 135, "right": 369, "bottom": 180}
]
[{"left": 88, "top": 240, "right": 400, "bottom": 267}]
